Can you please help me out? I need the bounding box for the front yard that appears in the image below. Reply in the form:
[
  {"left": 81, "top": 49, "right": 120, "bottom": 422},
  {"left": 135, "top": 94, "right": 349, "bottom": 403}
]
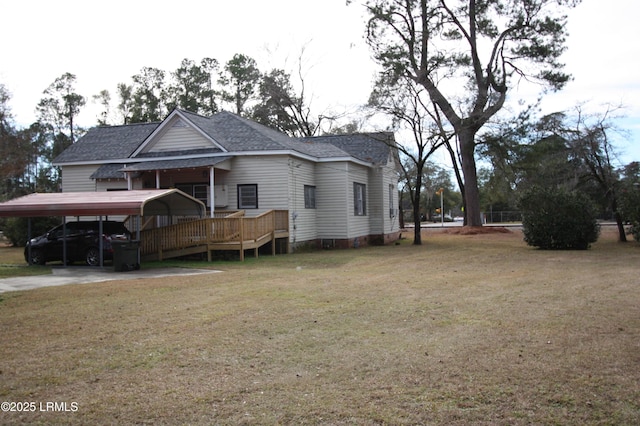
[{"left": 0, "top": 227, "right": 638, "bottom": 424}]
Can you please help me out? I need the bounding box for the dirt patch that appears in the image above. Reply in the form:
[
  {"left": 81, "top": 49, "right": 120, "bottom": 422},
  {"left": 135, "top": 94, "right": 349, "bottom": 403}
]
[{"left": 443, "top": 226, "right": 513, "bottom": 235}]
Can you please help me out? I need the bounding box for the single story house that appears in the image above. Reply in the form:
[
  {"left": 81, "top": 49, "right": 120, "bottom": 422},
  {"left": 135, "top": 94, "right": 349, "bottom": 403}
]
[{"left": 53, "top": 109, "right": 401, "bottom": 251}]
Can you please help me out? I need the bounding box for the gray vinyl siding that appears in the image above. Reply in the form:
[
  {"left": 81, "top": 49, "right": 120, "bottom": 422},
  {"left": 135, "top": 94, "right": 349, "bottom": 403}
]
[
  {"left": 316, "top": 162, "right": 349, "bottom": 239},
  {"left": 225, "top": 155, "right": 289, "bottom": 215},
  {"left": 288, "top": 159, "right": 316, "bottom": 244},
  {"left": 368, "top": 167, "right": 385, "bottom": 234},
  {"left": 382, "top": 158, "right": 401, "bottom": 234},
  {"left": 145, "top": 125, "right": 213, "bottom": 153},
  {"left": 346, "top": 163, "right": 370, "bottom": 239},
  {"left": 61, "top": 165, "right": 99, "bottom": 192},
  {"left": 368, "top": 160, "right": 399, "bottom": 235}
]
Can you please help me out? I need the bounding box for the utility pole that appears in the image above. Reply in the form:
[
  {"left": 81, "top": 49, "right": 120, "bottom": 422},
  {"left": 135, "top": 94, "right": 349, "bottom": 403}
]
[{"left": 436, "top": 188, "right": 444, "bottom": 227}]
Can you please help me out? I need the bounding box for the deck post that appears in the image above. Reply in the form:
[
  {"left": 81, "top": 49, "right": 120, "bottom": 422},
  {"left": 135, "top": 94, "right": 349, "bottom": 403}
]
[
  {"left": 272, "top": 211, "right": 276, "bottom": 256},
  {"left": 239, "top": 218, "right": 244, "bottom": 261},
  {"left": 156, "top": 229, "right": 163, "bottom": 261},
  {"left": 206, "top": 218, "right": 212, "bottom": 262},
  {"left": 272, "top": 232, "right": 276, "bottom": 256}
]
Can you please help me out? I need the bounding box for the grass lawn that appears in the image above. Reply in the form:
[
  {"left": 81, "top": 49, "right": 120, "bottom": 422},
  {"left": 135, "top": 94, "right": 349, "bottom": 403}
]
[
  {"left": 0, "top": 227, "right": 639, "bottom": 425},
  {"left": 0, "top": 243, "right": 51, "bottom": 279}
]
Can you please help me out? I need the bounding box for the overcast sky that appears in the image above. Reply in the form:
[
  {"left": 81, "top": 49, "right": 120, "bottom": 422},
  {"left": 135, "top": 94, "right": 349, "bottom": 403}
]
[{"left": 1, "top": 0, "right": 638, "bottom": 164}]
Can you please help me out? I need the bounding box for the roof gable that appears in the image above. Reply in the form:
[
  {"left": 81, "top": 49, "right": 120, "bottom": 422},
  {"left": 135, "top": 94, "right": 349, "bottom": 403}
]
[{"left": 132, "top": 110, "right": 226, "bottom": 156}]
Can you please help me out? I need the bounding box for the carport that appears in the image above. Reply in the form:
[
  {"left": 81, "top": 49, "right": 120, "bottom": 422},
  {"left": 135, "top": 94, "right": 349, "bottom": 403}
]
[{"left": 0, "top": 189, "right": 205, "bottom": 267}]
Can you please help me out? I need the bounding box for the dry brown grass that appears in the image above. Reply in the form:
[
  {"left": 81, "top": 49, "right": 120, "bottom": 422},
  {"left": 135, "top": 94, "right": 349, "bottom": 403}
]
[
  {"left": 0, "top": 243, "right": 50, "bottom": 278},
  {"left": 1, "top": 227, "right": 639, "bottom": 425}
]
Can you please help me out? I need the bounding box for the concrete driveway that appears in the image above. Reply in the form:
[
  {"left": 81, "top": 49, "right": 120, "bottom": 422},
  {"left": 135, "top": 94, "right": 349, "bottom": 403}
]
[{"left": 0, "top": 266, "right": 221, "bottom": 293}]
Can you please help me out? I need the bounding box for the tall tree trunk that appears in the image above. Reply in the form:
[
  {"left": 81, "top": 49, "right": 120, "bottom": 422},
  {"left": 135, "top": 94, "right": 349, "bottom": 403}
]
[
  {"left": 412, "top": 175, "right": 423, "bottom": 245},
  {"left": 615, "top": 211, "right": 627, "bottom": 242},
  {"left": 413, "top": 198, "right": 422, "bottom": 244},
  {"left": 459, "top": 128, "right": 483, "bottom": 226},
  {"left": 612, "top": 197, "right": 627, "bottom": 242},
  {"left": 444, "top": 139, "right": 466, "bottom": 225}
]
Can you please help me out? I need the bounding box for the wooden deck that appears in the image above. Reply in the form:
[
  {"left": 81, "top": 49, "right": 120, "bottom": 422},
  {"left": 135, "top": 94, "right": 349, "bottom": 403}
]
[{"left": 138, "top": 210, "right": 289, "bottom": 261}]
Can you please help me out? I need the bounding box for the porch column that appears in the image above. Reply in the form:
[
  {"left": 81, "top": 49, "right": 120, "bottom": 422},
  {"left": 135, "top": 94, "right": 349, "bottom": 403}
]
[
  {"left": 124, "top": 166, "right": 132, "bottom": 190},
  {"left": 155, "top": 170, "right": 161, "bottom": 229},
  {"left": 209, "top": 166, "right": 215, "bottom": 218}
]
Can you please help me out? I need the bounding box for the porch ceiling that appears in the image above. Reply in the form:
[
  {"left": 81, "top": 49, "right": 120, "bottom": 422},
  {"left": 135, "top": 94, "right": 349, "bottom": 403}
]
[{"left": 0, "top": 189, "right": 206, "bottom": 217}]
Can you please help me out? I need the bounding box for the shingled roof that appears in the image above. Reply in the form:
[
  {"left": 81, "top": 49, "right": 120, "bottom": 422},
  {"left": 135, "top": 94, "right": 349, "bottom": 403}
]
[
  {"left": 301, "top": 133, "right": 395, "bottom": 165},
  {"left": 53, "top": 110, "right": 395, "bottom": 167},
  {"left": 181, "top": 111, "right": 357, "bottom": 159},
  {"left": 54, "top": 122, "right": 158, "bottom": 163}
]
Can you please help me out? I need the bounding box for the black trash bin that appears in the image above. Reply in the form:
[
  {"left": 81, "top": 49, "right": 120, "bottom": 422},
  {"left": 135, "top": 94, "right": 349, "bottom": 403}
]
[{"left": 112, "top": 240, "right": 140, "bottom": 272}]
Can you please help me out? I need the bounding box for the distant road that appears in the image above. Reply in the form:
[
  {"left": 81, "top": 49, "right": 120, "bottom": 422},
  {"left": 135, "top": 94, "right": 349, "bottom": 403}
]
[{"left": 405, "top": 221, "right": 618, "bottom": 229}]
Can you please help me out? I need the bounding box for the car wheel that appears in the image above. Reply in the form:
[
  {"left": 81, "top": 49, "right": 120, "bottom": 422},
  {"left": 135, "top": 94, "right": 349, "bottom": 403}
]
[
  {"left": 28, "top": 249, "right": 46, "bottom": 265},
  {"left": 85, "top": 247, "right": 100, "bottom": 266}
]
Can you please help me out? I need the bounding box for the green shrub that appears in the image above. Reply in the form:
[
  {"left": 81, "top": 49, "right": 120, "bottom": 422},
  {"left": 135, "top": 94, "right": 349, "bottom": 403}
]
[
  {"left": 519, "top": 186, "right": 600, "bottom": 250},
  {"left": 619, "top": 186, "right": 640, "bottom": 242},
  {"left": 1, "top": 216, "right": 60, "bottom": 247}
]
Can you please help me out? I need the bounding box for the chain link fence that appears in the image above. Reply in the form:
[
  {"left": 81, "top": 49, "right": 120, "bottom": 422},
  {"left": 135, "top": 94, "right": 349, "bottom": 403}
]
[{"left": 484, "top": 211, "right": 523, "bottom": 223}]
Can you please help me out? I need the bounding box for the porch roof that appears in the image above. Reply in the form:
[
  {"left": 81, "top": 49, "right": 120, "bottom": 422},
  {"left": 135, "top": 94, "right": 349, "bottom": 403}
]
[
  {"left": 118, "top": 156, "right": 233, "bottom": 172},
  {"left": 0, "top": 189, "right": 206, "bottom": 217}
]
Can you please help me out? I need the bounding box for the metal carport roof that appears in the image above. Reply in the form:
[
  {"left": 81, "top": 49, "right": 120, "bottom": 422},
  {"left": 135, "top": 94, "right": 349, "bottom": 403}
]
[{"left": 0, "top": 189, "right": 206, "bottom": 218}]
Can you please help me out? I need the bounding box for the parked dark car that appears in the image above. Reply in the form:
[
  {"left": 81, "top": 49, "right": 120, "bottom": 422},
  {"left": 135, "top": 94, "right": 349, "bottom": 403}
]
[{"left": 24, "top": 221, "right": 132, "bottom": 266}]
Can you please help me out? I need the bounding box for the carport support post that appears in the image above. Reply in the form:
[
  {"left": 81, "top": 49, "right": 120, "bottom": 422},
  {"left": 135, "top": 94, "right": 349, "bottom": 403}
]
[
  {"left": 99, "top": 217, "right": 104, "bottom": 268},
  {"left": 62, "top": 217, "right": 67, "bottom": 266},
  {"left": 136, "top": 215, "right": 141, "bottom": 266},
  {"left": 27, "top": 218, "right": 32, "bottom": 265}
]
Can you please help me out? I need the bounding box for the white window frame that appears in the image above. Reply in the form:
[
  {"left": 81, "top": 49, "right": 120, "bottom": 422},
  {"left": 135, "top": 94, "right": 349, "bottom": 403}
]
[
  {"left": 238, "top": 184, "right": 258, "bottom": 209},
  {"left": 354, "top": 182, "right": 366, "bottom": 216},
  {"left": 304, "top": 185, "right": 316, "bottom": 209}
]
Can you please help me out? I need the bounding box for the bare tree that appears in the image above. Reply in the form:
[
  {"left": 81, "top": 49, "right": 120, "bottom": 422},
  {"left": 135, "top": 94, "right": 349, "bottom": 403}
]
[
  {"left": 360, "top": 0, "right": 580, "bottom": 226},
  {"left": 368, "top": 72, "right": 449, "bottom": 243},
  {"left": 569, "top": 105, "right": 628, "bottom": 241}
]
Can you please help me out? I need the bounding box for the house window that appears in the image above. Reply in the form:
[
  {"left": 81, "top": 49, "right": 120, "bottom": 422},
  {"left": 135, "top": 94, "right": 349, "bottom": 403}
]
[
  {"left": 389, "top": 184, "right": 395, "bottom": 218},
  {"left": 193, "top": 185, "right": 209, "bottom": 206},
  {"left": 304, "top": 185, "right": 316, "bottom": 209},
  {"left": 354, "top": 182, "right": 366, "bottom": 216},
  {"left": 238, "top": 184, "right": 258, "bottom": 209},
  {"left": 176, "top": 184, "right": 210, "bottom": 207}
]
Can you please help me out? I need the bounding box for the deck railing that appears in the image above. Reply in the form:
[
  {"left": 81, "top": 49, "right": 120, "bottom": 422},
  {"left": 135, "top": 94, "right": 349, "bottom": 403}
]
[{"left": 138, "top": 210, "right": 288, "bottom": 260}]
